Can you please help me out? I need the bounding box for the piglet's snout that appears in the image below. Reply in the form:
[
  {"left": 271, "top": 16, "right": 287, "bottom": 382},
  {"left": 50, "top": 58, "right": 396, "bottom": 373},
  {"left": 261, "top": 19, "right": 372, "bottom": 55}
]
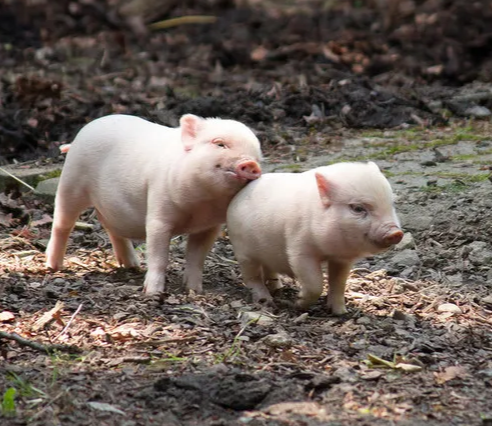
[
  {"left": 235, "top": 160, "right": 262, "bottom": 181},
  {"left": 381, "top": 228, "right": 404, "bottom": 247}
]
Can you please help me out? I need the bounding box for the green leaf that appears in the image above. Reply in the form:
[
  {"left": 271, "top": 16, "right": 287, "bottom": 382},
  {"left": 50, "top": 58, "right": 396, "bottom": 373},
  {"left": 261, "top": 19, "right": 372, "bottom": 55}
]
[
  {"left": 2, "top": 387, "right": 17, "bottom": 416},
  {"left": 366, "top": 354, "right": 396, "bottom": 369}
]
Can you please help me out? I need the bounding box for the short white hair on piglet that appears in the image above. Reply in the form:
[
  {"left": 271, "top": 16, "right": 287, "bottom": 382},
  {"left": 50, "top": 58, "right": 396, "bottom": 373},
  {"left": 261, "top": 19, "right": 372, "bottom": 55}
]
[
  {"left": 314, "top": 161, "right": 395, "bottom": 208},
  {"left": 46, "top": 113, "right": 262, "bottom": 296},
  {"left": 179, "top": 114, "right": 262, "bottom": 160},
  {"left": 227, "top": 161, "right": 402, "bottom": 315}
]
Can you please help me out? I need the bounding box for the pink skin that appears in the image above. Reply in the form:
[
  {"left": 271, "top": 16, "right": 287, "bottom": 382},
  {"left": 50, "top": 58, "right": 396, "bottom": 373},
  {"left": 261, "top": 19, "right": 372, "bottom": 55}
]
[
  {"left": 46, "top": 114, "right": 262, "bottom": 295},
  {"left": 230, "top": 160, "right": 262, "bottom": 181},
  {"left": 227, "top": 161, "right": 403, "bottom": 315}
]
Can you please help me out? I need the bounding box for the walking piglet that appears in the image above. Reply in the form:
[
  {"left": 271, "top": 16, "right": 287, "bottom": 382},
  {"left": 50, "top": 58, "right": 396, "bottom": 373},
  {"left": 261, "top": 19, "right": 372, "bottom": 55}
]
[
  {"left": 46, "top": 114, "right": 262, "bottom": 295},
  {"left": 226, "top": 162, "right": 403, "bottom": 314}
]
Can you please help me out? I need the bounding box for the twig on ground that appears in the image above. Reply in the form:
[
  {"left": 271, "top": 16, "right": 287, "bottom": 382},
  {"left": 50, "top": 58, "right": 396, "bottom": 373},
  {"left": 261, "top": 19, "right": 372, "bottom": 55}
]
[
  {"left": 29, "top": 391, "right": 66, "bottom": 421},
  {"left": 0, "top": 330, "right": 82, "bottom": 354},
  {"left": 54, "top": 303, "right": 83, "bottom": 341}
]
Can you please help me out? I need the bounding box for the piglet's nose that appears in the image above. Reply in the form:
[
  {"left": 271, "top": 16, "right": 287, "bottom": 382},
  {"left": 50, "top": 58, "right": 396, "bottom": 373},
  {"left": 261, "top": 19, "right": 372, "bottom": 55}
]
[
  {"left": 382, "top": 229, "right": 404, "bottom": 246},
  {"left": 236, "top": 160, "right": 262, "bottom": 181}
]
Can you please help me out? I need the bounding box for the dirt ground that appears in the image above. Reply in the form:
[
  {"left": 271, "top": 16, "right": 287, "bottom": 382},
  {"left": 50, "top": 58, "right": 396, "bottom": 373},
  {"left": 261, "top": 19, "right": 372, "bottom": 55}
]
[{"left": 0, "top": 1, "right": 491, "bottom": 425}]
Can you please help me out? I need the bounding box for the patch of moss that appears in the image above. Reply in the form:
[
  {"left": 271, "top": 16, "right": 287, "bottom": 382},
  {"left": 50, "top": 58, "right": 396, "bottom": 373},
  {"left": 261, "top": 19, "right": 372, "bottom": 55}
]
[
  {"left": 433, "top": 172, "right": 491, "bottom": 183},
  {"left": 369, "top": 133, "right": 488, "bottom": 159},
  {"left": 360, "top": 130, "right": 387, "bottom": 138},
  {"left": 359, "top": 121, "right": 489, "bottom": 159},
  {"left": 361, "top": 127, "right": 429, "bottom": 141},
  {"left": 381, "top": 169, "right": 397, "bottom": 178},
  {"left": 451, "top": 153, "right": 482, "bottom": 161},
  {"left": 32, "top": 169, "right": 62, "bottom": 186},
  {"left": 420, "top": 181, "right": 470, "bottom": 194}
]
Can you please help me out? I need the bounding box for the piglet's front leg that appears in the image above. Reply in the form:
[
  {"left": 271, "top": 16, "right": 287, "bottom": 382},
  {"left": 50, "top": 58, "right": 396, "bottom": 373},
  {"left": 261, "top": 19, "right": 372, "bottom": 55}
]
[
  {"left": 326, "top": 261, "right": 352, "bottom": 315},
  {"left": 183, "top": 226, "right": 221, "bottom": 293},
  {"left": 143, "top": 219, "right": 172, "bottom": 295}
]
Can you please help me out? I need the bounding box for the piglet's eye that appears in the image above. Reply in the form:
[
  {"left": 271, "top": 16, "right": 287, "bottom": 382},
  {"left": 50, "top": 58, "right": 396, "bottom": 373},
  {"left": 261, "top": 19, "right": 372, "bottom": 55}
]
[
  {"left": 350, "top": 204, "right": 367, "bottom": 215},
  {"left": 213, "top": 139, "right": 227, "bottom": 148}
]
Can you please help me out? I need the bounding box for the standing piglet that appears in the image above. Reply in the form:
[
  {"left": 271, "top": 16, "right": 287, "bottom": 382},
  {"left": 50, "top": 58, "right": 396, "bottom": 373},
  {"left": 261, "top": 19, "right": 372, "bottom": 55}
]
[
  {"left": 226, "top": 162, "right": 403, "bottom": 315},
  {"left": 46, "top": 114, "right": 262, "bottom": 295}
]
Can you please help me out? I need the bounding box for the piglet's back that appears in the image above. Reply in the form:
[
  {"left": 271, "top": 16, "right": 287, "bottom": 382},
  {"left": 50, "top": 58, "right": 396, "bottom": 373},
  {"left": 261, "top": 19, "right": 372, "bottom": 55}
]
[
  {"left": 62, "top": 115, "right": 180, "bottom": 185},
  {"left": 66, "top": 115, "right": 178, "bottom": 158},
  {"left": 229, "top": 172, "right": 314, "bottom": 212},
  {"left": 227, "top": 171, "right": 317, "bottom": 239}
]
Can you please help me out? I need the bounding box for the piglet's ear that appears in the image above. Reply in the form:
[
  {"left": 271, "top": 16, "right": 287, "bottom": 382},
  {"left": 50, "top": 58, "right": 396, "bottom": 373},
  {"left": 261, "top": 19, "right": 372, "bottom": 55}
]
[
  {"left": 367, "top": 161, "right": 381, "bottom": 172},
  {"left": 315, "top": 172, "right": 332, "bottom": 208},
  {"left": 180, "top": 114, "right": 204, "bottom": 148}
]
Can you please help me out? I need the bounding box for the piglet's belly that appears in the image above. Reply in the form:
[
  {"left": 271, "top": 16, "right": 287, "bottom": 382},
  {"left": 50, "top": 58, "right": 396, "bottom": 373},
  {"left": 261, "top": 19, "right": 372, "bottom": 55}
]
[
  {"left": 95, "top": 205, "right": 226, "bottom": 241},
  {"left": 252, "top": 253, "right": 294, "bottom": 277},
  {"left": 95, "top": 208, "right": 147, "bottom": 240}
]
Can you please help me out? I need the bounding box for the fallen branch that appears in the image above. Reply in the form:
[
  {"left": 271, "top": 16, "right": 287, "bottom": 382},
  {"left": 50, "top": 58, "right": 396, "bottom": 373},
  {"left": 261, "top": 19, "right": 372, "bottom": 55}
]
[{"left": 0, "top": 330, "right": 82, "bottom": 354}]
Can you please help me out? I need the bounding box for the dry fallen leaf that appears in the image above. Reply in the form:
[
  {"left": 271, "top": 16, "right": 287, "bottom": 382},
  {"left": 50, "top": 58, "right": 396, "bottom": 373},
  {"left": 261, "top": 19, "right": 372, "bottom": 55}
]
[
  {"left": 110, "top": 323, "right": 140, "bottom": 340},
  {"left": 360, "top": 370, "right": 385, "bottom": 380},
  {"left": 31, "top": 214, "right": 53, "bottom": 227},
  {"left": 0, "top": 311, "right": 15, "bottom": 322},
  {"left": 395, "top": 363, "right": 423, "bottom": 373},
  {"left": 434, "top": 366, "right": 468, "bottom": 384},
  {"left": 365, "top": 354, "right": 423, "bottom": 373},
  {"left": 32, "top": 301, "right": 65, "bottom": 331},
  {"left": 87, "top": 401, "right": 125, "bottom": 415},
  {"left": 0, "top": 212, "right": 15, "bottom": 227},
  {"left": 437, "top": 303, "right": 462, "bottom": 314}
]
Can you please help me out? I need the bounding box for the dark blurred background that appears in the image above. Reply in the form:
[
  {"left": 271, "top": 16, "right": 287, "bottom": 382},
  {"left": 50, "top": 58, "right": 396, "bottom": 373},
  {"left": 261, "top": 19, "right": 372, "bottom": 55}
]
[{"left": 0, "top": 0, "right": 491, "bottom": 163}]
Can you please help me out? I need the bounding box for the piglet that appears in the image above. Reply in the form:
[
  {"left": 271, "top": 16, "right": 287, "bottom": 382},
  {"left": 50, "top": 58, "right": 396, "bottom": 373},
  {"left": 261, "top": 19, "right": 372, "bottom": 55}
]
[
  {"left": 46, "top": 114, "right": 262, "bottom": 295},
  {"left": 226, "top": 162, "right": 403, "bottom": 315}
]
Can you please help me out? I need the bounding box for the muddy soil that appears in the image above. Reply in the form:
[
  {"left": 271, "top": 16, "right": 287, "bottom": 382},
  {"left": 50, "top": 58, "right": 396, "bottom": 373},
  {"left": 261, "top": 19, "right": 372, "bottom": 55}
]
[{"left": 0, "top": 1, "right": 492, "bottom": 426}]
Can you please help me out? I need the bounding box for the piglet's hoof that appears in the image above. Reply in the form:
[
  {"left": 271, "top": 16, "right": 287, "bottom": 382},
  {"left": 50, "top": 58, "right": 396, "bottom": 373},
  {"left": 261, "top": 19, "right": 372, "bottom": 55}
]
[
  {"left": 254, "top": 297, "right": 277, "bottom": 310},
  {"left": 185, "top": 284, "right": 204, "bottom": 295},
  {"left": 142, "top": 285, "right": 166, "bottom": 302},
  {"left": 186, "top": 289, "right": 205, "bottom": 298},
  {"left": 251, "top": 290, "right": 275, "bottom": 307},
  {"left": 275, "top": 299, "right": 296, "bottom": 310},
  {"left": 329, "top": 307, "right": 349, "bottom": 316}
]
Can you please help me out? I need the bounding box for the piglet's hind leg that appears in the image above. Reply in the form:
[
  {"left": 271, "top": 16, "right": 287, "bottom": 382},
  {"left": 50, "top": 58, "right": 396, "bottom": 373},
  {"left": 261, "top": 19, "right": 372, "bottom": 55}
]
[
  {"left": 46, "top": 190, "right": 89, "bottom": 271},
  {"left": 239, "top": 259, "right": 273, "bottom": 304},
  {"left": 109, "top": 235, "right": 140, "bottom": 268},
  {"left": 262, "top": 266, "right": 282, "bottom": 294},
  {"left": 96, "top": 210, "right": 140, "bottom": 268}
]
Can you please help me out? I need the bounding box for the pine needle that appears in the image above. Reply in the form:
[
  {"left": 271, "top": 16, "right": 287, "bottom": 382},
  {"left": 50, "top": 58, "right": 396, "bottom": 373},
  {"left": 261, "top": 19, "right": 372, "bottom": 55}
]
[
  {"left": 148, "top": 15, "right": 217, "bottom": 31},
  {"left": 0, "top": 166, "right": 37, "bottom": 193}
]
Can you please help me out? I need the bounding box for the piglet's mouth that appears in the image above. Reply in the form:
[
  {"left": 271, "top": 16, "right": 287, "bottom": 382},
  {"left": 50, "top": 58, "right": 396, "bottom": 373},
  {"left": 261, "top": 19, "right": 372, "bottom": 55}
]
[
  {"left": 370, "top": 229, "right": 404, "bottom": 249},
  {"left": 223, "top": 161, "right": 262, "bottom": 182},
  {"left": 224, "top": 170, "right": 254, "bottom": 182},
  {"left": 371, "top": 240, "right": 395, "bottom": 250}
]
